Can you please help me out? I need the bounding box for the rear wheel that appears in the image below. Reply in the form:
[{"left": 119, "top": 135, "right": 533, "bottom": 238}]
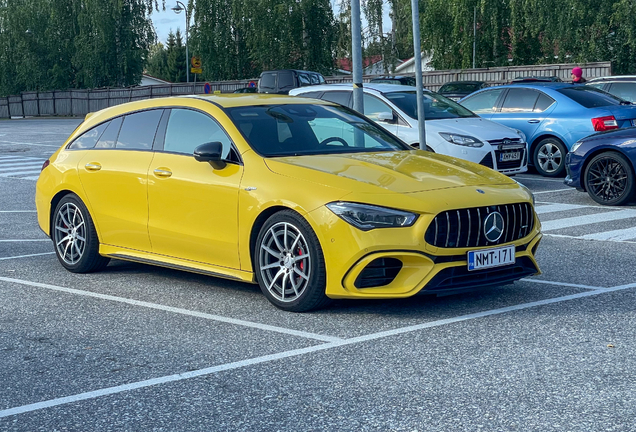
[
  {"left": 52, "top": 194, "right": 110, "bottom": 273},
  {"left": 255, "top": 210, "right": 330, "bottom": 312},
  {"left": 584, "top": 152, "right": 634, "bottom": 206},
  {"left": 533, "top": 138, "right": 567, "bottom": 177}
]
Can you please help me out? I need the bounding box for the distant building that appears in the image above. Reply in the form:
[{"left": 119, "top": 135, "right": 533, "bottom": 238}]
[
  {"left": 140, "top": 74, "right": 171, "bottom": 86},
  {"left": 395, "top": 52, "right": 434, "bottom": 74}
]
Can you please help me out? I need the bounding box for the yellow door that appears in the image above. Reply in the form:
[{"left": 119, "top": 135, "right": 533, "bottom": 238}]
[
  {"left": 147, "top": 108, "right": 243, "bottom": 269},
  {"left": 76, "top": 109, "right": 164, "bottom": 251},
  {"left": 78, "top": 150, "right": 154, "bottom": 250}
]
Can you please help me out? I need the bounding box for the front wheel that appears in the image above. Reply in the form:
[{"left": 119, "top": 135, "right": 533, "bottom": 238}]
[
  {"left": 584, "top": 152, "right": 634, "bottom": 206},
  {"left": 52, "top": 194, "right": 110, "bottom": 273},
  {"left": 255, "top": 210, "right": 330, "bottom": 312},
  {"left": 533, "top": 138, "right": 567, "bottom": 177}
]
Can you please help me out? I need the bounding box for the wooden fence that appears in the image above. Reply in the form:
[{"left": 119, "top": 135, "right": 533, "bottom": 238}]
[{"left": 0, "top": 61, "right": 612, "bottom": 119}]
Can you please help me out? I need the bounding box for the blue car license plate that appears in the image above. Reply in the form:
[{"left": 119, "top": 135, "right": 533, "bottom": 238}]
[{"left": 468, "top": 245, "right": 515, "bottom": 271}]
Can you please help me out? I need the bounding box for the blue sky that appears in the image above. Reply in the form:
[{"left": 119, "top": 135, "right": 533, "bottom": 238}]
[{"left": 150, "top": 1, "right": 391, "bottom": 45}]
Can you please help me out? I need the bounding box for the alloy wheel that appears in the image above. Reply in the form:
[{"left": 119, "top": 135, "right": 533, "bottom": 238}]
[
  {"left": 258, "top": 222, "right": 311, "bottom": 303},
  {"left": 54, "top": 202, "right": 87, "bottom": 265},
  {"left": 586, "top": 156, "right": 629, "bottom": 202},
  {"left": 537, "top": 142, "right": 563, "bottom": 174}
]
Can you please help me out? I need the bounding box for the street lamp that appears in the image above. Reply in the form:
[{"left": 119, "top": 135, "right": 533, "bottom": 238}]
[{"left": 172, "top": 1, "right": 189, "bottom": 83}]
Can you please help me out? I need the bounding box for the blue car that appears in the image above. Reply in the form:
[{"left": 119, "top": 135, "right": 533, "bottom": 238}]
[
  {"left": 565, "top": 127, "right": 636, "bottom": 206},
  {"left": 460, "top": 83, "right": 636, "bottom": 177}
]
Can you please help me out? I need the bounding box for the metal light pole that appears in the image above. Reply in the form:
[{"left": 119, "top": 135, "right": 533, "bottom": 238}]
[
  {"left": 351, "top": 0, "right": 364, "bottom": 113},
  {"left": 172, "top": 1, "right": 189, "bottom": 83},
  {"left": 473, "top": 6, "right": 477, "bottom": 69},
  {"left": 410, "top": 0, "right": 426, "bottom": 149}
]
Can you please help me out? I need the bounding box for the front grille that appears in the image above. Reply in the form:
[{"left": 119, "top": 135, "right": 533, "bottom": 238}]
[
  {"left": 424, "top": 203, "right": 534, "bottom": 248},
  {"left": 354, "top": 258, "right": 403, "bottom": 288},
  {"left": 487, "top": 137, "right": 523, "bottom": 146}
]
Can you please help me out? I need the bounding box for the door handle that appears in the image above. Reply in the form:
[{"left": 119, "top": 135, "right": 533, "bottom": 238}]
[
  {"left": 153, "top": 168, "right": 172, "bottom": 178},
  {"left": 84, "top": 163, "right": 102, "bottom": 171},
  {"left": 528, "top": 119, "right": 540, "bottom": 124}
]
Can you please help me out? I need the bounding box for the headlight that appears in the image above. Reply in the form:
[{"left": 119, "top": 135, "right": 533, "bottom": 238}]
[
  {"left": 512, "top": 178, "right": 535, "bottom": 206},
  {"left": 515, "top": 129, "right": 527, "bottom": 142},
  {"left": 326, "top": 202, "right": 418, "bottom": 231},
  {"left": 570, "top": 141, "right": 582, "bottom": 153},
  {"left": 438, "top": 132, "right": 484, "bottom": 147}
]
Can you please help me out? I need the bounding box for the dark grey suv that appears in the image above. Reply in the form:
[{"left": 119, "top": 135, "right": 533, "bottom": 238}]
[{"left": 258, "top": 70, "right": 327, "bottom": 94}]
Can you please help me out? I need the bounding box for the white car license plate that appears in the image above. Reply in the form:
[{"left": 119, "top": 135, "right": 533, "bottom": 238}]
[
  {"left": 500, "top": 151, "right": 521, "bottom": 162},
  {"left": 467, "top": 245, "right": 515, "bottom": 271},
  {"left": 632, "top": 119, "right": 636, "bottom": 127}
]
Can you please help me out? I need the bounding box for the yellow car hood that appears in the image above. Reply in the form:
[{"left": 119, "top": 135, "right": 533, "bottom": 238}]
[{"left": 264, "top": 150, "right": 513, "bottom": 194}]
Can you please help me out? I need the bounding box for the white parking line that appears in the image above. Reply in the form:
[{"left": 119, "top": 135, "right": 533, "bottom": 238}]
[
  {"left": 544, "top": 233, "right": 636, "bottom": 244},
  {"left": 534, "top": 203, "right": 589, "bottom": 214},
  {"left": 521, "top": 278, "right": 602, "bottom": 291},
  {"left": 0, "top": 162, "right": 45, "bottom": 168},
  {"left": 579, "top": 226, "right": 636, "bottom": 242},
  {"left": 516, "top": 176, "right": 565, "bottom": 183},
  {"left": 0, "top": 170, "right": 42, "bottom": 177},
  {"left": 2, "top": 280, "right": 635, "bottom": 419},
  {"left": 0, "top": 210, "right": 37, "bottom": 213},
  {"left": 0, "top": 276, "right": 342, "bottom": 343},
  {"left": 532, "top": 188, "right": 575, "bottom": 195},
  {"left": 0, "top": 252, "right": 55, "bottom": 261},
  {"left": 0, "top": 141, "right": 59, "bottom": 147},
  {"left": 0, "top": 239, "right": 48, "bottom": 242},
  {"left": 541, "top": 209, "right": 636, "bottom": 231}
]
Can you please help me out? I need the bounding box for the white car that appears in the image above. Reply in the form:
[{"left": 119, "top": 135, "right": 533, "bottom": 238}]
[{"left": 290, "top": 83, "right": 528, "bottom": 175}]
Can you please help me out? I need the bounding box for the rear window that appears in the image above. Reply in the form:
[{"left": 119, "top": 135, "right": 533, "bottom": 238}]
[
  {"left": 557, "top": 87, "right": 625, "bottom": 108},
  {"left": 260, "top": 73, "right": 275, "bottom": 90},
  {"left": 384, "top": 91, "right": 476, "bottom": 120}
]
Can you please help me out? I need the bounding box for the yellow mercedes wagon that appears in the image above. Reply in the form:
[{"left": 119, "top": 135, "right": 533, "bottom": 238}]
[{"left": 35, "top": 95, "right": 542, "bottom": 311}]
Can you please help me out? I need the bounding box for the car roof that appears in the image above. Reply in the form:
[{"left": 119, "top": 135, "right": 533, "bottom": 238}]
[
  {"left": 503, "top": 82, "right": 577, "bottom": 89},
  {"left": 290, "top": 83, "right": 429, "bottom": 94},
  {"left": 587, "top": 76, "right": 636, "bottom": 82},
  {"left": 188, "top": 94, "right": 335, "bottom": 108}
]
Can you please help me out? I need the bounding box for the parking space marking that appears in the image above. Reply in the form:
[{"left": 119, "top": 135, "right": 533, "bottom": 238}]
[
  {"left": 532, "top": 188, "right": 575, "bottom": 195},
  {"left": 521, "top": 278, "right": 602, "bottom": 291},
  {"left": 2, "top": 280, "right": 635, "bottom": 419},
  {"left": 0, "top": 239, "right": 48, "bottom": 242},
  {"left": 0, "top": 210, "right": 37, "bottom": 213},
  {"left": 580, "top": 225, "right": 636, "bottom": 242},
  {"left": 541, "top": 209, "right": 636, "bottom": 231},
  {"left": 534, "top": 203, "right": 589, "bottom": 214},
  {"left": 0, "top": 252, "right": 55, "bottom": 261},
  {"left": 0, "top": 156, "right": 46, "bottom": 180},
  {"left": 0, "top": 141, "right": 59, "bottom": 147},
  {"left": 516, "top": 176, "right": 564, "bottom": 183},
  {"left": 544, "top": 232, "right": 636, "bottom": 244},
  {"left": 0, "top": 276, "right": 343, "bottom": 343}
]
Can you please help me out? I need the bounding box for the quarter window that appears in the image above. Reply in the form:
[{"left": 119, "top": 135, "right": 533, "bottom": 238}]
[
  {"left": 533, "top": 93, "right": 555, "bottom": 112},
  {"left": 95, "top": 117, "right": 123, "bottom": 149},
  {"left": 68, "top": 122, "right": 108, "bottom": 150},
  {"left": 460, "top": 89, "right": 504, "bottom": 114},
  {"left": 116, "top": 110, "right": 163, "bottom": 150},
  {"left": 164, "top": 109, "right": 232, "bottom": 158},
  {"left": 500, "top": 89, "right": 540, "bottom": 113}
]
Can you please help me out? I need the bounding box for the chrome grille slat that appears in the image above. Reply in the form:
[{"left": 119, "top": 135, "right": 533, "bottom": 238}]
[{"left": 426, "top": 203, "right": 534, "bottom": 249}]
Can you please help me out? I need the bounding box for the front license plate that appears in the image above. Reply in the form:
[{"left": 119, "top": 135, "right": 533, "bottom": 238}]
[
  {"left": 467, "top": 245, "right": 516, "bottom": 271},
  {"left": 500, "top": 151, "right": 521, "bottom": 162}
]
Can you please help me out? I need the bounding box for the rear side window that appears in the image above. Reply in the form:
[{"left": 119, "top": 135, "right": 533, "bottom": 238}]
[
  {"left": 68, "top": 122, "right": 108, "bottom": 149},
  {"left": 95, "top": 117, "right": 123, "bottom": 149},
  {"left": 500, "top": 88, "right": 540, "bottom": 113},
  {"left": 557, "top": 87, "right": 623, "bottom": 108},
  {"left": 533, "top": 93, "right": 555, "bottom": 112},
  {"left": 318, "top": 75, "right": 326, "bottom": 84},
  {"left": 608, "top": 82, "right": 636, "bottom": 103},
  {"left": 278, "top": 72, "right": 294, "bottom": 88},
  {"left": 116, "top": 110, "right": 163, "bottom": 150},
  {"left": 461, "top": 89, "right": 504, "bottom": 114},
  {"left": 321, "top": 91, "right": 351, "bottom": 106},
  {"left": 164, "top": 109, "right": 232, "bottom": 158},
  {"left": 298, "top": 73, "right": 311, "bottom": 86}
]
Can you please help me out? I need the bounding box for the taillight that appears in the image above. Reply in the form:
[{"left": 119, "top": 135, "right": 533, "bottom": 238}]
[
  {"left": 41, "top": 159, "right": 50, "bottom": 171},
  {"left": 592, "top": 115, "right": 619, "bottom": 132}
]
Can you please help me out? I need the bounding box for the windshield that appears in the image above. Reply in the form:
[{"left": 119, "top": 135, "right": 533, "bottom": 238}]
[
  {"left": 227, "top": 104, "right": 412, "bottom": 157},
  {"left": 439, "top": 83, "right": 482, "bottom": 93},
  {"left": 557, "top": 86, "right": 628, "bottom": 108},
  {"left": 384, "top": 91, "right": 477, "bottom": 120}
]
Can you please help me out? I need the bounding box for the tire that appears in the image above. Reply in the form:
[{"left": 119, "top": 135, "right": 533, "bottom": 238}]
[
  {"left": 533, "top": 138, "right": 567, "bottom": 177},
  {"left": 583, "top": 151, "right": 634, "bottom": 206},
  {"left": 52, "top": 194, "right": 110, "bottom": 273},
  {"left": 254, "top": 210, "right": 331, "bottom": 312}
]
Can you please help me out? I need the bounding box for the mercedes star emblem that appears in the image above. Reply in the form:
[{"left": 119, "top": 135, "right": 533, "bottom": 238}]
[
  {"left": 484, "top": 211, "right": 505, "bottom": 242},
  {"left": 476, "top": 189, "right": 485, "bottom": 194}
]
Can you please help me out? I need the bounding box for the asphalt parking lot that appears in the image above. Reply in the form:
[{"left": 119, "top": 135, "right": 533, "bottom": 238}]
[{"left": 1, "top": 118, "right": 636, "bottom": 431}]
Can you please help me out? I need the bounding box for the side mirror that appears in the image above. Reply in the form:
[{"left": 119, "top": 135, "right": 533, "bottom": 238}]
[
  {"left": 194, "top": 142, "right": 226, "bottom": 169},
  {"left": 377, "top": 111, "right": 396, "bottom": 123}
]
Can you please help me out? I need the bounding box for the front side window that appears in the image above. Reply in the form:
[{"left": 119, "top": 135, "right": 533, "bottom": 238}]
[
  {"left": 68, "top": 122, "right": 109, "bottom": 150},
  {"left": 116, "top": 110, "right": 163, "bottom": 150},
  {"left": 227, "top": 104, "right": 411, "bottom": 157},
  {"left": 460, "top": 89, "right": 505, "bottom": 114},
  {"left": 385, "top": 91, "right": 477, "bottom": 120},
  {"left": 164, "top": 109, "right": 232, "bottom": 158}
]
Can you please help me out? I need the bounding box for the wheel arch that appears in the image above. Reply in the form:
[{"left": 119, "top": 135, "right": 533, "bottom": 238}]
[
  {"left": 49, "top": 190, "right": 75, "bottom": 237},
  {"left": 580, "top": 148, "right": 635, "bottom": 192},
  {"left": 529, "top": 133, "right": 566, "bottom": 158},
  {"left": 249, "top": 205, "right": 296, "bottom": 273}
]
